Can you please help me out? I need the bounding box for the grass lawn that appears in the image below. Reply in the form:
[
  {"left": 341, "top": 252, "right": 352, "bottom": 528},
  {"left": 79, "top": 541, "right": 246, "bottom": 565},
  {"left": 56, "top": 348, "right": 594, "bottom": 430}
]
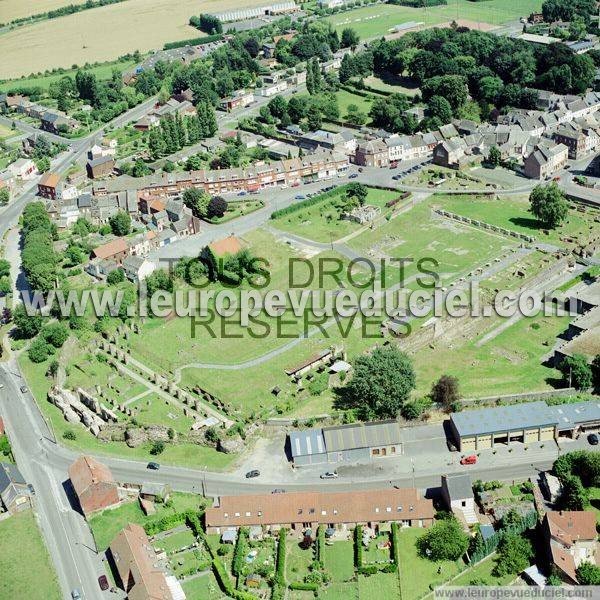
[
  {"left": 155, "top": 528, "right": 197, "bottom": 554},
  {"left": 586, "top": 487, "right": 600, "bottom": 525},
  {"left": 286, "top": 538, "right": 315, "bottom": 585},
  {"left": 320, "top": 540, "right": 359, "bottom": 600},
  {"left": 127, "top": 393, "right": 195, "bottom": 434},
  {"left": 336, "top": 88, "right": 373, "bottom": 117},
  {"left": 397, "top": 528, "right": 465, "bottom": 600},
  {"left": 449, "top": 553, "right": 515, "bottom": 587},
  {"left": 89, "top": 492, "right": 204, "bottom": 551},
  {"left": 0, "top": 510, "right": 61, "bottom": 600},
  {"left": 272, "top": 186, "right": 400, "bottom": 243},
  {"left": 182, "top": 572, "right": 227, "bottom": 600},
  {"left": 358, "top": 572, "right": 400, "bottom": 600},
  {"left": 349, "top": 198, "right": 516, "bottom": 287},
  {"left": 325, "top": 0, "right": 543, "bottom": 39},
  {"left": 207, "top": 200, "right": 264, "bottom": 224},
  {"left": 0, "top": 124, "right": 18, "bottom": 141},
  {"left": 363, "top": 533, "right": 392, "bottom": 564},
  {"left": 413, "top": 311, "right": 570, "bottom": 397},
  {"left": 434, "top": 194, "right": 593, "bottom": 248}
]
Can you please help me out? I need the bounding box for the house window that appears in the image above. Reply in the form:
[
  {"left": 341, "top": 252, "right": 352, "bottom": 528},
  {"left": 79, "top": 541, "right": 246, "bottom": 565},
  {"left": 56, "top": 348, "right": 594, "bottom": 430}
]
[
  {"left": 321, "top": 511, "right": 327, "bottom": 516},
  {"left": 258, "top": 511, "right": 262, "bottom": 517},
  {"left": 386, "top": 507, "right": 391, "bottom": 513},
  {"left": 224, "top": 513, "right": 229, "bottom": 518},
  {"left": 409, "top": 506, "right": 414, "bottom": 512},
  {"left": 235, "top": 512, "right": 240, "bottom": 517},
  {"left": 391, "top": 446, "right": 396, "bottom": 454},
  {"left": 372, "top": 448, "right": 380, "bottom": 456},
  {"left": 397, "top": 506, "right": 402, "bottom": 512},
  {"left": 333, "top": 509, "right": 338, "bottom": 515},
  {"left": 375, "top": 508, "right": 380, "bottom": 513},
  {"left": 298, "top": 509, "right": 303, "bottom": 515},
  {"left": 245, "top": 512, "right": 251, "bottom": 517},
  {"left": 309, "top": 508, "right": 315, "bottom": 514}
]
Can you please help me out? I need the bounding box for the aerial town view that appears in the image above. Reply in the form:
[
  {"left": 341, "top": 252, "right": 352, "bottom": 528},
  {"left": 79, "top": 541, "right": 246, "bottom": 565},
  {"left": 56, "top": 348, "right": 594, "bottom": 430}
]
[{"left": 0, "top": 0, "right": 600, "bottom": 598}]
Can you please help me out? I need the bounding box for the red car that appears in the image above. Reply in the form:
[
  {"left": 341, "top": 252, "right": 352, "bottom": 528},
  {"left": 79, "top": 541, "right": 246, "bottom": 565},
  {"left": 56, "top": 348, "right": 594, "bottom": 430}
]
[
  {"left": 460, "top": 455, "right": 477, "bottom": 465},
  {"left": 98, "top": 575, "right": 109, "bottom": 591}
]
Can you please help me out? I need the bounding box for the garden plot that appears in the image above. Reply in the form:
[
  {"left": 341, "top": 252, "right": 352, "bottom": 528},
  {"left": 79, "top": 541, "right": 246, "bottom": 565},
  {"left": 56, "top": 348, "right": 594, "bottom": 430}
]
[{"left": 362, "top": 530, "right": 393, "bottom": 566}]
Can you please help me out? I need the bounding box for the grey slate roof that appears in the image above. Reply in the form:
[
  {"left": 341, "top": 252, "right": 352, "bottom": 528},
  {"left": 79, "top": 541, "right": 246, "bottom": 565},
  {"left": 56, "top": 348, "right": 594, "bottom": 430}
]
[
  {"left": 450, "top": 401, "right": 556, "bottom": 437},
  {"left": 322, "top": 420, "right": 401, "bottom": 452},
  {"left": 289, "top": 428, "right": 326, "bottom": 458},
  {"left": 0, "top": 462, "right": 26, "bottom": 493},
  {"left": 550, "top": 400, "right": 600, "bottom": 431},
  {"left": 442, "top": 473, "right": 473, "bottom": 501}
]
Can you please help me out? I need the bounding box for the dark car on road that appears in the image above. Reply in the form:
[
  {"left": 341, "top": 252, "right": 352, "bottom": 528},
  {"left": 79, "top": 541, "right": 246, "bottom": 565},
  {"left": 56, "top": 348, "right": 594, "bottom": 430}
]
[
  {"left": 147, "top": 462, "right": 160, "bottom": 470},
  {"left": 245, "top": 469, "right": 260, "bottom": 478},
  {"left": 348, "top": 173, "right": 358, "bottom": 179},
  {"left": 588, "top": 433, "right": 599, "bottom": 445},
  {"left": 20, "top": 385, "right": 28, "bottom": 393},
  {"left": 98, "top": 575, "right": 109, "bottom": 591}
]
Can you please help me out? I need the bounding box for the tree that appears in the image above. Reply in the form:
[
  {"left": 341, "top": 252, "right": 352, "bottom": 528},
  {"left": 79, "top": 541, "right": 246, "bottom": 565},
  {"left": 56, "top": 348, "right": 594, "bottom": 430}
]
[
  {"left": 12, "top": 304, "right": 43, "bottom": 339},
  {"left": 560, "top": 475, "right": 589, "bottom": 510},
  {"left": 430, "top": 375, "right": 460, "bottom": 410},
  {"left": 529, "top": 184, "right": 569, "bottom": 229},
  {"left": 576, "top": 562, "right": 600, "bottom": 585},
  {"left": 417, "top": 518, "right": 469, "bottom": 561},
  {"left": 183, "top": 188, "right": 210, "bottom": 219},
  {"left": 150, "top": 441, "right": 165, "bottom": 455},
  {"left": 560, "top": 353, "right": 592, "bottom": 390},
  {"left": 35, "top": 156, "right": 50, "bottom": 173},
  {"left": 0, "top": 188, "right": 9, "bottom": 205},
  {"left": 421, "top": 75, "right": 468, "bottom": 110},
  {"left": 427, "top": 95, "right": 453, "bottom": 125},
  {"left": 108, "top": 210, "right": 131, "bottom": 236},
  {"left": 341, "top": 28, "right": 359, "bottom": 49},
  {"left": 592, "top": 354, "right": 600, "bottom": 390},
  {"left": 346, "top": 182, "right": 368, "bottom": 206},
  {"left": 306, "top": 104, "right": 323, "bottom": 130},
  {"left": 107, "top": 268, "right": 125, "bottom": 285},
  {"left": 488, "top": 146, "right": 501, "bottom": 167},
  {"left": 340, "top": 346, "right": 416, "bottom": 420},
  {"left": 28, "top": 337, "right": 53, "bottom": 363},
  {"left": 207, "top": 196, "right": 227, "bottom": 220},
  {"left": 493, "top": 533, "right": 533, "bottom": 577},
  {"left": 339, "top": 54, "right": 353, "bottom": 84},
  {"left": 42, "top": 322, "right": 69, "bottom": 348}
]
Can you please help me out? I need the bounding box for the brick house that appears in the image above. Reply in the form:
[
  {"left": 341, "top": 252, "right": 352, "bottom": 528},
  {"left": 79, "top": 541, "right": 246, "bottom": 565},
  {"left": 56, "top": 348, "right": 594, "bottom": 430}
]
[
  {"left": 92, "top": 238, "right": 129, "bottom": 264},
  {"left": 87, "top": 155, "right": 115, "bottom": 179},
  {"left": 204, "top": 488, "right": 434, "bottom": 534},
  {"left": 37, "top": 172, "right": 61, "bottom": 199},
  {"left": 355, "top": 140, "right": 389, "bottom": 168},
  {"left": 543, "top": 510, "right": 598, "bottom": 584},
  {"left": 110, "top": 523, "right": 178, "bottom": 600},
  {"left": 553, "top": 126, "right": 599, "bottom": 159},
  {"left": 220, "top": 89, "right": 254, "bottom": 112},
  {"left": 523, "top": 142, "right": 568, "bottom": 179},
  {"left": 69, "top": 456, "right": 120, "bottom": 516}
]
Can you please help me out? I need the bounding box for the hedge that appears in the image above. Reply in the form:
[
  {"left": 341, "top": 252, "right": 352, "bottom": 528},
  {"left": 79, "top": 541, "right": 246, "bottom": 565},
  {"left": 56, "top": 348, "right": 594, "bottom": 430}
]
[
  {"left": 391, "top": 522, "right": 400, "bottom": 566},
  {"left": 289, "top": 581, "right": 319, "bottom": 591},
  {"left": 212, "top": 558, "right": 257, "bottom": 600},
  {"left": 271, "top": 184, "right": 351, "bottom": 219},
  {"left": 144, "top": 510, "right": 191, "bottom": 536},
  {"left": 354, "top": 525, "right": 363, "bottom": 568},
  {"left": 232, "top": 527, "right": 249, "bottom": 577},
  {"left": 315, "top": 525, "right": 325, "bottom": 566},
  {"left": 272, "top": 528, "right": 287, "bottom": 600},
  {"left": 163, "top": 34, "right": 222, "bottom": 50}
]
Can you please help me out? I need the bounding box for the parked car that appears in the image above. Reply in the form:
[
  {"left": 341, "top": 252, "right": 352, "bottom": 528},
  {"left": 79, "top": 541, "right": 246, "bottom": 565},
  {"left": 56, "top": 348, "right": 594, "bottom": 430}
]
[
  {"left": 246, "top": 470, "right": 260, "bottom": 478},
  {"left": 320, "top": 471, "right": 338, "bottom": 479},
  {"left": 272, "top": 488, "right": 286, "bottom": 494},
  {"left": 460, "top": 455, "right": 477, "bottom": 465},
  {"left": 349, "top": 173, "right": 358, "bottom": 179},
  {"left": 588, "top": 433, "right": 599, "bottom": 445},
  {"left": 237, "top": 191, "right": 247, "bottom": 196},
  {"left": 98, "top": 575, "right": 109, "bottom": 591},
  {"left": 147, "top": 462, "right": 160, "bottom": 470},
  {"left": 71, "top": 590, "right": 82, "bottom": 600},
  {"left": 20, "top": 385, "right": 28, "bottom": 393},
  {"left": 294, "top": 194, "right": 306, "bottom": 200},
  {"left": 358, "top": 167, "right": 363, "bottom": 172}
]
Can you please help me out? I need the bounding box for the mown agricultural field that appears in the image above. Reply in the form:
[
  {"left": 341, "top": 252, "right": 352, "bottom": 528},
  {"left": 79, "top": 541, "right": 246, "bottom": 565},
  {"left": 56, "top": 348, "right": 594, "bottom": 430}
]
[
  {"left": 0, "top": 0, "right": 88, "bottom": 23},
  {"left": 0, "top": 0, "right": 268, "bottom": 78}
]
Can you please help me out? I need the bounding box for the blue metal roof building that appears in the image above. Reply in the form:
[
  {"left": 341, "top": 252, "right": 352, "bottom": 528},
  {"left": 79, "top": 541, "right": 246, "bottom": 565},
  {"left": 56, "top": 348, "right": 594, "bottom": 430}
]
[{"left": 289, "top": 428, "right": 327, "bottom": 466}]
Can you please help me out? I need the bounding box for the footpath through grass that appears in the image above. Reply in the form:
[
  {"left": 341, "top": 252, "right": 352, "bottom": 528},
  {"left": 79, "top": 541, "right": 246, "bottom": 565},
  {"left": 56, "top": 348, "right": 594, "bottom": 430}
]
[{"left": 0, "top": 510, "right": 61, "bottom": 600}]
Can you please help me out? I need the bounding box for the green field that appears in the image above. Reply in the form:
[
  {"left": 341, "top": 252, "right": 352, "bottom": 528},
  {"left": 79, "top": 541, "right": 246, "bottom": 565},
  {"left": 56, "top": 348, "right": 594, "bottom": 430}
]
[
  {"left": 326, "top": 0, "right": 543, "bottom": 39},
  {"left": 434, "top": 194, "right": 593, "bottom": 247},
  {"left": 414, "top": 311, "right": 570, "bottom": 397},
  {"left": 0, "top": 58, "right": 139, "bottom": 92},
  {"left": 156, "top": 528, "right": 197, "bottom": 554},
  {"left": 272, "top": 187, "right": 401, "bottom": 243},
  {"left": 336, "top": 88, "right": 373, "bottom": 117},
  {"left": 0, "top": 510, "right": 61, "bottom": 600}
]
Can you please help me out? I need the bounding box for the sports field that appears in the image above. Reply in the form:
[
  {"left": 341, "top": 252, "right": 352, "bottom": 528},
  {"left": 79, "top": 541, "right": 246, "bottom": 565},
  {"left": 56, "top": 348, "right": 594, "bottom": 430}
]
[
  {"left": 326, "top": 0, "right": 543, "bottom": 39},
  {"left": 0, "top": 0, "right": 268, "bottom": 78}
]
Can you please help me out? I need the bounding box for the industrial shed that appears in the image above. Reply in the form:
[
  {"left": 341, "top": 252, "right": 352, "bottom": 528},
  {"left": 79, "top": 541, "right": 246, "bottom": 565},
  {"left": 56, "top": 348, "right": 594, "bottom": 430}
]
[
  {"left": 450, "top": 402, "right": 557, "bottom": 451},
  {"left": 289, "top": 420, "right": 403, "bottom": 466},
  {"left": 550, "top": 401, "right": 600, "bottom": 437},
  {"left": 289, "top": 428, "right": 327, "bottom": 466}
]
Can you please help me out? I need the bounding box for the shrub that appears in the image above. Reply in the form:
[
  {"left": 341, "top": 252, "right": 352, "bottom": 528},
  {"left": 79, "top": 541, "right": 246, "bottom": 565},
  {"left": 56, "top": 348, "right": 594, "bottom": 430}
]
[
  {"left": 28, "top": 337, "right": 53, "bottom": 363},
  {"left": 62, "top": 429, "right": 77, "bottom": 441},
  {"left": 149, "top": 441, "right": 165, "bottom": 455}
]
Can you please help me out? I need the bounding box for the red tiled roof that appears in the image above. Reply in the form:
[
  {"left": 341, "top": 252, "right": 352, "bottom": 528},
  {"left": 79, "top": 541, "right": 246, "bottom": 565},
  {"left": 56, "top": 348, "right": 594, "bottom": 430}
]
[
  {"left": 546, "top": 511, "right": 597, "bottom": 546},
  {"left": 68, "top": 455, "right": 116, "bottom": 495},
  {"left": 39, "top": 172, "right": 60, "bottom": 188},
  {"left": 205, "top": 488, "right": 434, "bottom": 528},
  {"left": 93, "top": 238, "right": 128, "bottom": 260}
]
